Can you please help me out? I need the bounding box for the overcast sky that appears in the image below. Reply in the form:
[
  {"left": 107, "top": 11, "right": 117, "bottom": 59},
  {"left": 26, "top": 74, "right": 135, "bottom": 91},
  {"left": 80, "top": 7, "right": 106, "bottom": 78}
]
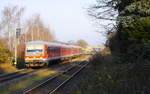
[{"left": 0, "top": 0, "right": 107, "bottom": 46}]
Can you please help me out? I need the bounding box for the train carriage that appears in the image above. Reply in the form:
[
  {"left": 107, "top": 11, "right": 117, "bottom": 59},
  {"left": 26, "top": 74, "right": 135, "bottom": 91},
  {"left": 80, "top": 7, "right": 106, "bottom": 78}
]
[{"left": 25, "top": 41, "right": 82, "bottom": 67}]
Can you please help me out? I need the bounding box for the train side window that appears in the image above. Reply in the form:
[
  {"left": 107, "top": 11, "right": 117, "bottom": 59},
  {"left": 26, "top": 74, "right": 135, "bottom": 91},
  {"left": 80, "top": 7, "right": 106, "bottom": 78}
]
[
  {"left": 58, "top": 47, "right": 61, "bottom": 54},
  {"left": 53, "top": 47, "right": 60, "bottom": 55},
  {"left": 54, "top": 47, "right": 56, "bottom": 54},
  {"left": 52, "top": 47, "right": 55, "bottom": 54},
  {"left": 55, "top": 47, "right": 58, "bottom": 54}
]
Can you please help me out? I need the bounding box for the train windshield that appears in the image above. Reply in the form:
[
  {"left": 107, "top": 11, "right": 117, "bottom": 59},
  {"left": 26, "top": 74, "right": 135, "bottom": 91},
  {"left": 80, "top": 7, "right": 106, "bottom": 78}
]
[{"left": 26, "top": 44, "right": 44, "bottom": 56}]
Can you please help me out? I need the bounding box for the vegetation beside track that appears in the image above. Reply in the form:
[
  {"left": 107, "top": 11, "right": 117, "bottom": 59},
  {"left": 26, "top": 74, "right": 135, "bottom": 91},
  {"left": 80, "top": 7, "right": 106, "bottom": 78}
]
[
  {"left": 0, "top": 63, "right": 16, "bottom": 74},
  {"left": 76, "top": 0, "right": 150, "bottom": 93},
  {"left": 71, "top": 48, "right": 150, "bottom": 94},
  {"left": 0, "top": 40, "right": 17, "bottom": 74}
]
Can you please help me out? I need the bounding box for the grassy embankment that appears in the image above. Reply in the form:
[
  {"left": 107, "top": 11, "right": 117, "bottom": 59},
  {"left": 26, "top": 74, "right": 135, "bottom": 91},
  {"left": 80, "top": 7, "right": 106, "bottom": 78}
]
[{"left": 0, "top": 63, "right": 17, "bottom": 73}]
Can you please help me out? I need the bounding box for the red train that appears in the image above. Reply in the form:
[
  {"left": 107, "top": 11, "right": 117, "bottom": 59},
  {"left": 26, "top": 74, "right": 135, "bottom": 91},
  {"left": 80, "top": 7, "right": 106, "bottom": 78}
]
[{"left": 25, "top": 41, "right": 83, "bottom": 67}]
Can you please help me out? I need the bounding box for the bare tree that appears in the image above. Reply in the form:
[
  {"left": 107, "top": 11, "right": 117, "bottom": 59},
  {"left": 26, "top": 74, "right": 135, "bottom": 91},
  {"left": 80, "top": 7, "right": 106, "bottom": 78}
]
[
  {"left": 0, "top": 6, "right": 55, "bottom": 58},
  {"left": 0, "top": 6, "right": 24, "bottom": 52},
  {"left": 24, "top": 15, "right": 55, "bottom": 42},
  {"left": 88, "top": 0, "right": 118, "bottom": 34}
]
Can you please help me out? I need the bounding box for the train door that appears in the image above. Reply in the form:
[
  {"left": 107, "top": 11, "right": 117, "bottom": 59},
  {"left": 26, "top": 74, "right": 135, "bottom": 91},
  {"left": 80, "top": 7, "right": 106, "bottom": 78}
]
[
  {"left": 46, "top": 46, "right": 50, "bottom": 58},
  {"left": 50, "top": 46, "right": 54, "bottom": 58}
]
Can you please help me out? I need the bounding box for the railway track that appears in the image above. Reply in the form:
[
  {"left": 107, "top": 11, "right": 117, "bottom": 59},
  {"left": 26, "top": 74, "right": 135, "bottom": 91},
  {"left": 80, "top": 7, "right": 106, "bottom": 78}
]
[
  {"left": 0, "top": 69, "right": 25, "bottom": 78},
  {"left": 0, "top": 62, "right": 71, "bottom": 84},
  {"left": 0, "top": 69, "right": 36, "bottom": 83},
  {"left": 23, "top": 61, "right": 88, "bottom": 94}
]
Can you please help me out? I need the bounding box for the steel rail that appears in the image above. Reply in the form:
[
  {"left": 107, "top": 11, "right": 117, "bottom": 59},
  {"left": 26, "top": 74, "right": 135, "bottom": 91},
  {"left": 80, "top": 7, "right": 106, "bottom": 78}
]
[
  {"left": 49, "top": 62, "right": 88, "bottom": 94},
  {"left": 23, "top": 62, "right": 82, "bottom": 94},
  {"left": 0, "top": 69, "right": 36, "bottom": 83},
  {"left": 0, "top": 69, "right": 26, "bottom": 78},
  {"left": 0, "top": 62, "right": 67, "bottom": 84},
  {"left": 24, "top": 62, "right": 88, "bottom": 94},
  {"left": 23, "top": 65, "right": 75, "bottom": 94}
]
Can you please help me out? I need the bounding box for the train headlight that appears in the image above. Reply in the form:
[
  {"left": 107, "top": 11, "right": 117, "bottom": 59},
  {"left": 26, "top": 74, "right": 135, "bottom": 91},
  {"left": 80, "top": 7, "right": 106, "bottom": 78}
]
[{"left": 25, "top": 57, "right": 29, "bottom": 60}]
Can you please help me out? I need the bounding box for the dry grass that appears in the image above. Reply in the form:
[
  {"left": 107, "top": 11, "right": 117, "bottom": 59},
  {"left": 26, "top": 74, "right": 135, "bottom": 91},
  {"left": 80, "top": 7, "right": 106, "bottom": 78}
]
[
  {"left": 71, "top": 55, "right": 91, "bottom": 62},
  {"left": 61, "top": 55, "right": 91, "bottom": 64},
  {"left": 0, "top": 63, "right": 16, "bottom": 73}
]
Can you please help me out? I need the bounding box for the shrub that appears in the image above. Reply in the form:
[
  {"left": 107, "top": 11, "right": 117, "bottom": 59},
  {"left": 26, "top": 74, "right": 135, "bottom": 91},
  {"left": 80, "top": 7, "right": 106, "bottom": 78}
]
[{"left": 0, "top": 41, "right": 11, "bottom": 64}]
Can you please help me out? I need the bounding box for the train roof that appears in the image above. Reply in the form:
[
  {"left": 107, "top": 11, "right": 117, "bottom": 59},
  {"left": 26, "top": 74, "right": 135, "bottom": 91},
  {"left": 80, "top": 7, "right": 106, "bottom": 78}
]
[{"left": 26, "top": 41, "right": 82, "bottom": 48}]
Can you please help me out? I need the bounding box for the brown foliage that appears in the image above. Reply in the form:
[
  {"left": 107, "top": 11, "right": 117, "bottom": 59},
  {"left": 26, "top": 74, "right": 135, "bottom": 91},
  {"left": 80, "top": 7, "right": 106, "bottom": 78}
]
[{"left": 76, "top": 39, "right": 88, "bottom": 48}]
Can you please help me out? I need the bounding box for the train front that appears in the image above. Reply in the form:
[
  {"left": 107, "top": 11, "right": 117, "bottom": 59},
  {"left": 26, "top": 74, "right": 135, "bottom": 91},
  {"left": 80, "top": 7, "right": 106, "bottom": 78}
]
[{"left": 25, "top": 42, "right": 47, "bottom": 67}]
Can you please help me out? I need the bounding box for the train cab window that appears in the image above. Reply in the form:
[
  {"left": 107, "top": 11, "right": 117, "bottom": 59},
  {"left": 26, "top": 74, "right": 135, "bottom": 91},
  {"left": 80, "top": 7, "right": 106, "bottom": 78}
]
[{"left": 26, "top": 49, "right": 43, "bottom": 56}]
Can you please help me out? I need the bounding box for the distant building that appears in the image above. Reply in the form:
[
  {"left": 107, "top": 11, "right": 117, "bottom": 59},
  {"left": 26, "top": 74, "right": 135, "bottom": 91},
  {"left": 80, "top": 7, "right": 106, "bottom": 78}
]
[
  {"left": 92, "top": 46, "right": 105, "bottom": 52},
  {"left": 86, "top": 46, "right": 105, "bottom": 53}
]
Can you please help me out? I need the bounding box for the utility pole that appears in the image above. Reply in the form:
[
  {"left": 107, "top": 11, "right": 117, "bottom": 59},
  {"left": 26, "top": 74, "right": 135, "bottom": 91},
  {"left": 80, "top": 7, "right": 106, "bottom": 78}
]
[
  {"left": 14, "top": 7, "right": 23, "bottom": 66},
  {"left": 15, "top": 12, "right": 21, "bottom": 66},
  {"left": 14, "top": 28, "right": 21, "bottom": 66}
]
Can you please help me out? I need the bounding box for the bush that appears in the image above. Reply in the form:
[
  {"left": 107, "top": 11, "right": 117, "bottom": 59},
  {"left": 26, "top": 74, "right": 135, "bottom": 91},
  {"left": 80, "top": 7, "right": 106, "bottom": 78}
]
[
  {"left": 80, "top": 52, "right": 150, "bottom": 94},
  {"left": 0, "top": 42, "right": 11, "bottom": 64}
]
